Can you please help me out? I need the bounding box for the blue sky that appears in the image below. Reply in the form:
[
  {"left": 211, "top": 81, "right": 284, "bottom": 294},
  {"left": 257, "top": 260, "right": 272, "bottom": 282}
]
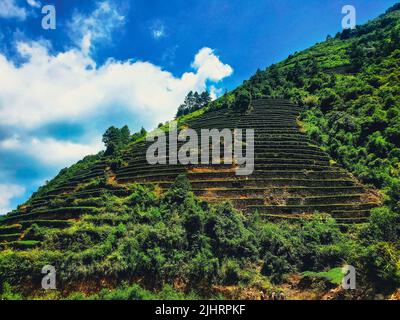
[{"left": 0, "top": 0, "right": 398, "bottom": 214}]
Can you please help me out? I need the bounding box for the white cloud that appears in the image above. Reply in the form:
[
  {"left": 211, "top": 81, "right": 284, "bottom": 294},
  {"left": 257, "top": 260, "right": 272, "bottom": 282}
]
[
  {"left": 0, "top": 42, "right": 233, "bottom": 129},
  {"left": 68, "top": 1, "right": 125, "bottom": 55},
  {"left": 192, "top": 47, "right": 233, "bottom": 82},
  {"left": 0, "top": 184, "right": 25, "bottom": 215},
  {"left": 0, "top": 0, "right": 28, "bottom": 20},
  {"left": 26, "top": 0, "right": 41, "bottom": 8},
  {"left": 0, "top": 135, "right": 103, "bottom": 167}
]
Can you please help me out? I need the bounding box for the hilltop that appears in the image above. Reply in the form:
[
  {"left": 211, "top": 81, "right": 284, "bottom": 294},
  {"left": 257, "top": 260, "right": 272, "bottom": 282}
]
[{"left": 0, "top": 3, "right": 399, "bottom": 300}]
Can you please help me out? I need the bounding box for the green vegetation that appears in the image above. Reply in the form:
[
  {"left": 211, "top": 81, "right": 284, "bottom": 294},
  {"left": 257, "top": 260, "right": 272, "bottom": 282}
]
[
  {"left": 302, "top": 268, "right": 344, "bottom": 285},
  {"left": 0, "top": 176, "right": 399, "bottom": 299},
  {"left": 176, "top": 91, "right": 211, "bottom": 117}
]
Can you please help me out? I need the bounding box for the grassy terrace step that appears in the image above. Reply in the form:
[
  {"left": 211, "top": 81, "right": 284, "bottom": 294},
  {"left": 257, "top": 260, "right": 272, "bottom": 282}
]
[
  {"left": 0, "top": 240, "right": 41, "bottom": 250},
  {"left": 117, "top": 173, "right": 183, "bottom": 182},
  {"left": 254, "top": 145, "right": 325, "bottom": 152},
  {"left": 241, "top": 122, "right": 298, "bottom": 126},
  {"left": 184, "top": 170, "right": 350, "bottom": 180},
  {"left": 63, "top": 188, "right": 132, "bottom": 199},
  {"left": 0, "top": 224, "right": 22, "bottom": 234},
  {"left": 252, "top": 106, "right": 301, "bottom": 111},
  {"left": 255, "top": 155, "right": 330, "bottom": 163},
  {"left": 187, "top": 117, "right": 239, "bottom": 122},
  {"left": 116, "top": 170, "right": 186, "bottom": 180},
  {"left": 245, "top": 111, "right": 300, "bottom": 116},
  {"left": 44, "top": 186, "right": 76, "bottom": 196},
  {"left": 330, "top": 210, "right": 371, "bottom": 218},
  {"left": 334, "top": 217, "right": 369, "bottom": 224},
  {"left": 255, "top": 160, "right": 330, "bottom": 167},
  {"left": 245, "top": 122, "right": 299, "bottom": 127},
  {"left": 250, "top": 104, "right": 300, "bottom": 109},
  {"left": 69, "top": 171, "right": 105, "bottom": 183},
  {"left": 258, "top": 214, "right": 368, "bottom": 224},
  {"left": 188, "top": 123, "right": 241, "bottom": 129},
  {"left": 28, "top": 188, "right": 131, "bottom": 208},
  {"left": 243, "top": 114, "right": 298, "bottom": 118},
  {"left": 116, "top": 164, "right": 186, "bottom": 174},
  {"left": 1, "top": 207, "right": 97, "bottom": 223},
  {"left": 192, "top": 186, "right": 365, "bottom": 197},
  {"left": 247, "top": 203, "right": 377, "bottom": 214},
  {"left": 0, "top": 233, "right": 21, "bottom": 242},
  {"left": 242, "top": 112, "right": 298, "bottom": 116},
  {"left": 256, "top": 155, "right": 332, "bottom": 162},
  {"left": 153, "top": 178, "right": 357, "bottom": 189},
  {"left": 118, "top": 172, "right": 186, "bottom": 183},
  {"left": 286, "top": 194, "right": 365, "bottom": 205},
  {"left": 254, "top": 143, "right": 315, "bottom": 148},
  {"left": 201, "top": 195, "right": 368, "bottom": 207},
  {"left": 250, "top": 130, "right": 300, "bottom": 134},
  {"left": 118, "top": 155, "right": 331, "bottom": 170},
  {"left": 253, "top": 133, "right": 310, "bottom": 139},
  {"left": 255, "top": 149, "right": 328, "bottom": 156},
  {"left": 19, "top": 220, "right": 74, "bottom": 228},
  {"left": 251, "top": 122, "right": 299, "bottom": 126}
]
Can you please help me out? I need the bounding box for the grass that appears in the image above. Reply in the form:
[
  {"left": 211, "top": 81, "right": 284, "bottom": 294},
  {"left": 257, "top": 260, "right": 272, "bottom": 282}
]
[{"left": 301, "top": 267, "right": 344, "bottom": 285}]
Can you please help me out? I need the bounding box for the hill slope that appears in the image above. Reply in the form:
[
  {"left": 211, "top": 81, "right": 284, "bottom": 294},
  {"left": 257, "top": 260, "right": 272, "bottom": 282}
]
[{"left": 0, "top": 98, "right": 382, "bottom": 248}]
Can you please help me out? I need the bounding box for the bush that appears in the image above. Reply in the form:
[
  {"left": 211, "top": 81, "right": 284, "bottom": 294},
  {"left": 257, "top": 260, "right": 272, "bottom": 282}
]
[
  {"left": 361, "top": 242, "right": 400, "bottom": 290},
  {"left": 95, "top": 283, "right": 155, "bottom": 300},
  {"left": 362, "top": 207, "right": 400, "bottom": 242},
  {"left": 234, "top": 89, "right": 252, "bottom": 112}
]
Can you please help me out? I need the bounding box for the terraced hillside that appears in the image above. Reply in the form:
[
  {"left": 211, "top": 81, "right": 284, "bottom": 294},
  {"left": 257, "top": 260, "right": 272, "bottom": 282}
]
[{"left": 0, "top": 99, "right": 381, "bottom": 248}]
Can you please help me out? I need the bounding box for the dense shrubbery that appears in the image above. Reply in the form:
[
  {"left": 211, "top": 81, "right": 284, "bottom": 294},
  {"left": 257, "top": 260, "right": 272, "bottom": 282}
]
[{"left": 1, "top": 176, "right": 399, "bottom": 299}]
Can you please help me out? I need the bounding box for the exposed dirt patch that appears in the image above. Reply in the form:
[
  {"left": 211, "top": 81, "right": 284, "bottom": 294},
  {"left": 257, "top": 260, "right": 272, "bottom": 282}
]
[
  {"left": 390, "top": 289, "right": 400, "bottom": 300},
  {"left": 188, "top": 166, "right": 237, "bottom": 173},
  {"left": 264, "top": 187, "right": 291, "bottom": 206},
  {"left": 360, "top": 188, "right": 383, "bottom": 204}
]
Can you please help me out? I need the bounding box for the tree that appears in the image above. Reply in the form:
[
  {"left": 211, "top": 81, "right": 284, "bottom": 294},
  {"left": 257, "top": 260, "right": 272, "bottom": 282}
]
[
  {"left": 103, "top": 125, "right": 131, "bottom": 156},
  {"left": 176, "top": 91, "right": 212, "bottom": 117},
  {"left": 200, "top": 91, "right": 211, "bottom": 107},
  {"left": 234, "top": 89, "right": 251, "bottom": 112}
]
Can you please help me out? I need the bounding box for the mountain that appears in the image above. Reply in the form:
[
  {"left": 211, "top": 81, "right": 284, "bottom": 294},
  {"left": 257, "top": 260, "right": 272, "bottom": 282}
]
[{"left": 0, "top": 4, "right": 399, "bottom": 300}]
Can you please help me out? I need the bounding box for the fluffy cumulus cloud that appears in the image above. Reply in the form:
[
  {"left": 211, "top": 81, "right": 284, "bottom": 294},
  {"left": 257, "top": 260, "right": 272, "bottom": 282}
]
[
  {"left": 192, "top": 47, "right": 233, "bottom": 82},
  {"left": 0, "top": 135, "right": 102, "bottom": 167},
  {"left": 0, "top": 184, "right": 25, "bottom": 214},
  {"left": 0, "top": 41, "right": 232, "bottom": 130},
  {"left": 0, "top": 0, "right": 28, "bottom": 20}
]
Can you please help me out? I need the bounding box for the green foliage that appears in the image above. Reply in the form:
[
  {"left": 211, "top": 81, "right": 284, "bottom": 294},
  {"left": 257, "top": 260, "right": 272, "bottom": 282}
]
[
  {"left": 176, "top": 91, "right": 211, "bottom": 117},
  {"left": 234, "top": 88, "right": 252, "bottom": 112},
  {"left": 94, "top": 283, "right": 156, "bottom": 300},
  {"left": 102, "top": 125, "right": 131, "bottom": 156},
  {"left": 301, "top": 267, "right": 344, "bottom": 285},
  {"left": 362, "top": 206, "right": 400, "bottom": 242},
  {"left": 0, "top": 282, "right": 23, "bottom": 300},
  {"left": 360, "top": 242, "right": 400, "bottom": 289}
]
